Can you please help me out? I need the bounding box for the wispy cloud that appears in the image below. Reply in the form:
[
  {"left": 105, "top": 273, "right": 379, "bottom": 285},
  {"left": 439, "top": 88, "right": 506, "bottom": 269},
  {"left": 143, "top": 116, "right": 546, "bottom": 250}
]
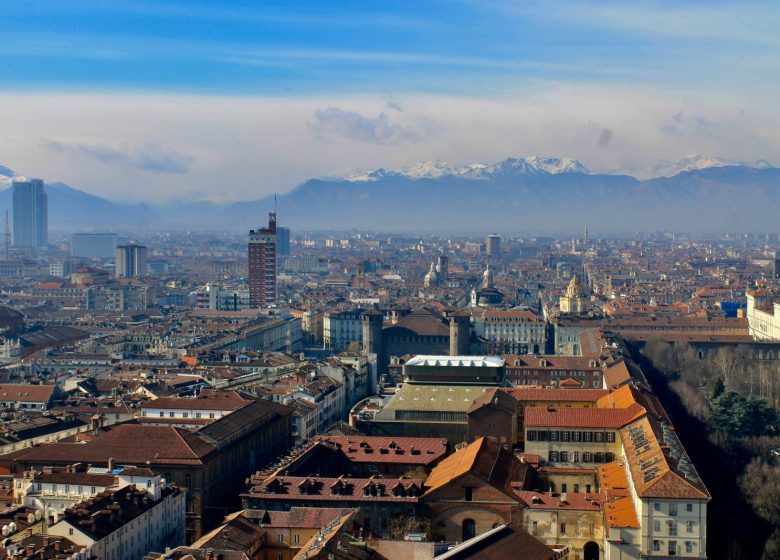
[
  {"left": 41, "top": 139, "right": 194, "bottom": 174},
  {"left": 308, "top": 107, "right": 433, "bottom": 145}
]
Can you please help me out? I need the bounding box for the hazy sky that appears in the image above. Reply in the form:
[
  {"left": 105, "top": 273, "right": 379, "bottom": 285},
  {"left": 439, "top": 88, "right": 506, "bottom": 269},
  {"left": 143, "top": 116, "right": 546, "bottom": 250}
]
[{"left": 1, "top": 0, "right": 779, "bottom": 202}]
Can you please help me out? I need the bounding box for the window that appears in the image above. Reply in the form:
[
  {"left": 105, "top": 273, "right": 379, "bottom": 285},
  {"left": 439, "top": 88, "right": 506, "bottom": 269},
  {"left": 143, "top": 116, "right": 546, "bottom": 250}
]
[
  {"left": 654, "top": 502, "right": 661, "bottom": 512},
  {"left": 465, "top": 487, "right": 473, "bottom": 501},
  {"left": 668, "top": 521, "right": 677, "bottom": 536},
  {"left": 560, "top": 451, "right": 569, "bottom": 463},
  {"left": 669, "top": 503, "right": 678, "bottom": 516},
  {"left": 653, "top": 540, "right": 661, "bottom": 552},
  {"left": 585, "top": 484, "right": 591, "bottom": 493},
  {"left": 584, "top": 431, "right": 593, "bottom": 442},
  {"left": 182, "top": 412, "right": 189, "bottom": 418},
  {"left": 572, "top": 431, "right": 582, "bottom": 442},
  {"left": 686, "top": 541, "right": 694, "bottom": 553},
  {"left": 91, "top": 486, "right": 96, "bottom": 494},
  {"left": 527, "top": 430, "right": 537, "bottom": 441},
  {"left": 594, "top": 431, "right": 604, "bottom": 443},
  {"left": 294, "top": 535, "right": 300, "bottom": 544},
  {"left": 687, "top": 521, "right": 694, "bottom": 533},
  {"left": 573, "top": 484, "right": 579, "bottom": 493},
  {"left": 560, "top": 523, "right": 566, "bottom": 535},
  {"left": 169, "top": 411, "right": 174, "bottom": 418},
  {"left": 159, "top": 411, "right": 164, "bottom": 417},
  {"left": 606, "top": 432, "right": 615, "bottom": 443},
  {"left": 668, "top": 541, "right": 677, "bottom": 555},
  {"left": 573, "top": 452, "right": 580, "bottom": 463},
  {"left": 549, "top": 430, "right": 559, "bottom": 441},
  {"left": 653, "top": 520, "right": 661, "bottom": 532},
  {"left": 561, "top": 431, "right": 570, "bottom": 442},
  {"left": 184, "top": 473, "right": 192, "bottom": 488},
  {"left": 583, "top": 452, "right": 592, "bottom": 462},
  {"left": 195, "top": 412, "right": 202, "bottom": 419},
  {"left": 69, "top": 528, "right": 74, "bottom": 536},
  {"left": 686, "top": 503, "right": 694, "bottom": 513},
  {"left": 532, "top": 521, "right": 538, "bottom": 534},
  {"left": 462, "top": 519, "right": 476, "bottom": 542},
  {"left": 561, "top": 484, "right": 567, "bottom": 493},
  {"left": 277, "top": 533, "right": 284, "bottom": 543},
  {"left": 549, "top": 451, "right": 559, "bottom": 462},
  {"left": 209, "top": 412, "right": 215, "bottom": 419}
]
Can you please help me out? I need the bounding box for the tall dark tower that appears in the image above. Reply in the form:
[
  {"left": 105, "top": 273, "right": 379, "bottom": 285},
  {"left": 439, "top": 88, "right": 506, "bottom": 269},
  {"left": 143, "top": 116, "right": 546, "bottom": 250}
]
[
  {"left": 362, "top": 308, "right": 385, "bottom": 372},
  {"left": 12, "top": 178, "right": 47, "bottom": 251},
  {"left": 449, "top": 309, "right": 471, "bottom": 356},
  {"left": 437, "top": 255, "right": 449, "bottom": 284},
  {"left": 248, "top": 211, "right": 277, "bottom": 308},
  {"left": 774, "top": 251, "right": 780, "bottom": 279}
]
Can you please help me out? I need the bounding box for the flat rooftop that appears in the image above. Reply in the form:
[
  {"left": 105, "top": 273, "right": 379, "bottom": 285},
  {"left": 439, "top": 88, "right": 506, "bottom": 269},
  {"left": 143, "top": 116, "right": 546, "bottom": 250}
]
[{"left": 405, "top": 355, "right": 504, "bottom": 368}]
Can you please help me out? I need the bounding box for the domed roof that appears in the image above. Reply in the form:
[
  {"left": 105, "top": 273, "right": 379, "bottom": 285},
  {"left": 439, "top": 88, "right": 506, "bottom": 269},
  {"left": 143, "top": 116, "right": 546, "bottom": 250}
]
[{"left": 482, "top": 264, "right": 494, "bottom": 288}]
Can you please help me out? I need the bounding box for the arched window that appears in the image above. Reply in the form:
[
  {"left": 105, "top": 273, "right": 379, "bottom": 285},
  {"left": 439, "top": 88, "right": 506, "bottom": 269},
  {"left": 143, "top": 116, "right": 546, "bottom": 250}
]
[{"left": 462, "top": 519, "right": 476, "bottom": 541}]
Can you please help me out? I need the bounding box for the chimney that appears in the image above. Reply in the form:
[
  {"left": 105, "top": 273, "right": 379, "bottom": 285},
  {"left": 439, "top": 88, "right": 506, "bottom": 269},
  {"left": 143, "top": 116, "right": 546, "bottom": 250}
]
[
  {"left": 25, "top": 545, "right": 34, "bottom": 557},
  {"left": 107, "top": 458, "right": 115, "bottom": 471}
]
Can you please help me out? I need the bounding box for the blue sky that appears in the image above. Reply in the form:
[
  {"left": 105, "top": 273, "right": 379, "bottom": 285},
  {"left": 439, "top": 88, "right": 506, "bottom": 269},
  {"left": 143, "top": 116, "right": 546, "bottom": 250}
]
[{"left": 1, "top": 1, "right": 779, "bottom": 201}]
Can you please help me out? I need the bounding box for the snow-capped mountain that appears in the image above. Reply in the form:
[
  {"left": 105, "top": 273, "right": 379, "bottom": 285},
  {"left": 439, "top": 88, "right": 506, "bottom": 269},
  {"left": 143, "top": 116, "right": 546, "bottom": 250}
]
[
  {"left": 650, "top": 155, "right": 772, "bottom": 178},
  {"left": 346, "top": 156, "right": 590, "bottom": 182},
  {"left": 0, "top": 165, "right": 15, "bottom": 187}
]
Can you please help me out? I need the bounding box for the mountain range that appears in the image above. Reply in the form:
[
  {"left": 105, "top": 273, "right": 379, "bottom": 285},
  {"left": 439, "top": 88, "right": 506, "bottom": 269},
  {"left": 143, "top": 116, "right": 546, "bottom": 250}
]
[{"left": 1, "top": 156, "right": 778, "bottom": 233}]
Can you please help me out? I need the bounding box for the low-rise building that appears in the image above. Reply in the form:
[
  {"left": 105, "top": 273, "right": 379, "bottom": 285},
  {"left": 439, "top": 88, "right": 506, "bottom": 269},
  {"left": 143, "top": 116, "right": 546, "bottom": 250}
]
[{"left": 47, "top": 472, "right": 185, "bottom": 560}]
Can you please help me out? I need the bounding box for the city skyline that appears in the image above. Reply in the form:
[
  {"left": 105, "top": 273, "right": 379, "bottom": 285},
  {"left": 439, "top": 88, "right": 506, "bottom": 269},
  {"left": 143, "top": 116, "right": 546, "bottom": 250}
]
[{"left": 1, "top": 1, "right": 780, "bottom": 202}]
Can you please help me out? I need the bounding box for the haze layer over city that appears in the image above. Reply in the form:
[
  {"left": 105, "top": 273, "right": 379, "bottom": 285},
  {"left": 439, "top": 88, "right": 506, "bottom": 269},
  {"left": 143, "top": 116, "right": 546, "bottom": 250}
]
[{"left": 0, "top": 2, "right": 779, "bottom": 560}]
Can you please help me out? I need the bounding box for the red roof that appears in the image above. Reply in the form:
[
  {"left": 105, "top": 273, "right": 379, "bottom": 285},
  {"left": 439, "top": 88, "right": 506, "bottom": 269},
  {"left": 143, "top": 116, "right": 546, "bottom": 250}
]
[
  {"left": 318, "top": 436, "right": 448, "bottom": 465},
  {"left": 505, "top": 387, "right": 608, "bottom": 402},
  {"left": 524, "top": 404, "right": 645, "bottom": 429}
]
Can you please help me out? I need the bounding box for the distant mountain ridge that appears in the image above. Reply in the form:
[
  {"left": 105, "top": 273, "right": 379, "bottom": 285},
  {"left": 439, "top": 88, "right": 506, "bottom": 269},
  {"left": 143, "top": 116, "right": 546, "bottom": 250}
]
[
  {"left": 1, "top": 155, "right": 778, "bottom": 232},
  {"left": 344, "top": 156, "right": 590, "bottom": 182},
  {"left": 0, "top": 166, "right": 157, "bottom": 228}
]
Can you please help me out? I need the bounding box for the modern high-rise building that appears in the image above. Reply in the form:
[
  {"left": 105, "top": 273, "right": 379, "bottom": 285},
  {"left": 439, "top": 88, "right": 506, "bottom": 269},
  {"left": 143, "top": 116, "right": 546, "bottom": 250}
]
[
  {"left": 71, "top": 233, "right": 118, "bottom": 259},
  {"left": 248, "top": 212, "right": 277, "bottom": 308},
  {"left": 485, "top": 233, "right": 501, "bottom": 256},
  {"left": 115, "top": 244, "right": 147, "bottom": 278},
  {"left": 277, "top": 227, "right": 291, "bottom": 256},
  {"left": 12, "top": 178, "right": 48, "bottom": 250}
]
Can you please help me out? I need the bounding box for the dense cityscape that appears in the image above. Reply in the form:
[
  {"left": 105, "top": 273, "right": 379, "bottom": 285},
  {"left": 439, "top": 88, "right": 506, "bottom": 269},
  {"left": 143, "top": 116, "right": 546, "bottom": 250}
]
[
  {"left": 3, "top": 2, "right": 780, "bottom": 559},
  {"left": 0, "top": 175, "right": 778, "bottom": 559}
]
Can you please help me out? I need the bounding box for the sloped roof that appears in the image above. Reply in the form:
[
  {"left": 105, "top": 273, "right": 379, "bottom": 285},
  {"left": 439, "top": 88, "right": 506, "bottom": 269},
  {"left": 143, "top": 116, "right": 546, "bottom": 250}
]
[{"left": 424, "top": 437, "right": 531, "bottom": 498}]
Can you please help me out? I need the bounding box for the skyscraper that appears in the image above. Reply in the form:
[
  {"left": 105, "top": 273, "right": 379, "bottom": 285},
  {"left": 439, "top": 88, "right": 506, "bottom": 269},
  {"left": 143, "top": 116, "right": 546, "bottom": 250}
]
[
  {"left": 248, "top": 212, "right": 277, "bottom": 308},
  {"left": 12, "top": 178, "right": 48, "bottom": 250},
  {"left": 277, "top": 227, "right": 291, "bottom": 256},
  {"left": 115, "top": 244, "right": 147, "bottom": 278},
  {"left": 486, "top": 233, "right": 501, "bottom": 256},
  {"left": 71, "top": 233, "right": 118, "bottom": 259}
]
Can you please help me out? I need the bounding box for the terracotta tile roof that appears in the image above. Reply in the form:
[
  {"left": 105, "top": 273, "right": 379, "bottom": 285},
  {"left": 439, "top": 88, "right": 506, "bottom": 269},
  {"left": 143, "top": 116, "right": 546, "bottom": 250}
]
[
  {"left": 434, "top": 522, "right": 556, "bottom": 560},
  {"left": 524, "top": 405, "right": 644, "bottom": 429},
  {"left": 619, "top": 416, "right": 709, "bottom": 500},
  {"left": 12, "top": 424, "right": 217, "bottom": 466},
  {"left": 424, "top": 437, "right": 532, "bottom": 498},
  {"left": 0, "top": 384, "right": 55, "bottom": 403},
  {"left": 602, "top": 361, "right": 632, "bottom": 389},
  {"left": 245, "top": 476, "right": 423, "bottom": 503},
  {"left": 505, "top": 387, "right": 607, "bottom": 403},
  {"left": 243, "top": 506, "right": 357, "bottom": 528},
  {"left": 483, "top": 310, "right": 543, "bottom": 321},
  {"left": 139, "top": 389, "right": 251, "bottom": 411},
  {"left": 384, "top": 309, "right": 449, "bottom": 337},
  {"left": 514, "top": 490, "right": 602, "bottom": 511},
  {"left": 318, "top": 436, "right": 448, "bottom": 465}
]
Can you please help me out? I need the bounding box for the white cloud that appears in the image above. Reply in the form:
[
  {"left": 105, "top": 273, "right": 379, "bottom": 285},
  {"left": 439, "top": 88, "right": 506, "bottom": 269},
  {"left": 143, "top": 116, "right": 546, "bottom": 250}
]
[{"left": 0, "top": 86, "right": 778, "bottom": 202}]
